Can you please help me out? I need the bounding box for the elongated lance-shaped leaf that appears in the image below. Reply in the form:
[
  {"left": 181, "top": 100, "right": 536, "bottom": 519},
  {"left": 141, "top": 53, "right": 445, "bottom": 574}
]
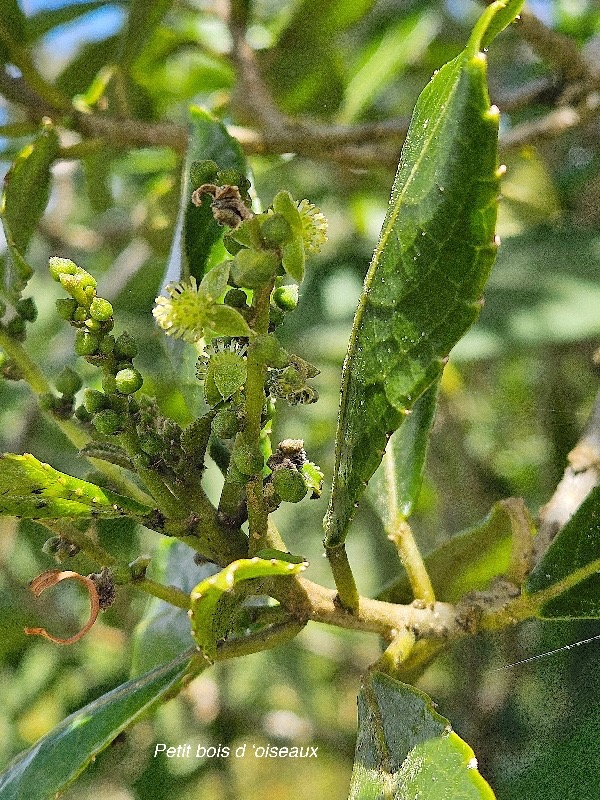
[
  {"left": 165, "top": 107, "right": 248, "bottom": 285},
  {"left": 0, "top": 121, "right": 59, "bottom": 302},
  {"left": 350, "top": 672, "right": 495, "bottom": 799},
  {"left": 0, "top": 651, "right": 198, "bottom": 800},
  {"left": 117, "top": 0, "right": 173, "bottom": 69},
  {"left": 324, "top": 0, "right": 523, "bottom": 546},
  {"left": 0, "top": 454, "right": 152, "bottom": 519},
  {"left": 190, "top": 556, "right": 308, "bottom": 659},
  {"left": 526, "top": 485, "right": 600, "bottom": 618}
]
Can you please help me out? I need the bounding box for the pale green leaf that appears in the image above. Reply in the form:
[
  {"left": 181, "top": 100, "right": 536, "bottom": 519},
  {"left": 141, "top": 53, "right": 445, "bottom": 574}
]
[{"left": 0, "top": 454, "right": 152, "bottom": 519}]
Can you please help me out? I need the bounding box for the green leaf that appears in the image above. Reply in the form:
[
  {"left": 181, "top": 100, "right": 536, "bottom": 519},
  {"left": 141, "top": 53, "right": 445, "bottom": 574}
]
[
  {"left": 378, "top": 499, "right": 525, "bottom": 605},
  {"left": 0, "top": 0, "right": 27, "bottom": 63},
  {"left": 131, "top": 539, "right": 199, "bottom": 675},
  {"left": 25, "top": 1, "right": 110, "bottom": 42},
  {"left": 190, "top": 556, "right": 308, "bottom": 659},
  {"left": 339, "top": 11, "right": 439, "bottom": 124},
  {"left": 175, "top": 107, "right": 248, "bottom": 283},
  {"left": 526, "top": 486, "right": 600, "bottom": 618},
  {"left": 207, "top": 304, "right": 252, "bottom": 337},
  {"left": 324, "top": 0, "right": 523, "bottom": 546},
  {"left": 55, "top": 35, "right": 120, "bottom": 97},
  {"left": 1, "top": 123, "right": 59, "bottom": 301},
  {"left": 0, "top": 651, "right": 197, "bottom": 799},
  {"left": 0, "top": 454, "right": 152, "bottom": 519},
  {"left": 350, "top": 672, "right": 495, "bottom": 799},
  {"left": 118, "top": 0, "right": 173, "bottom": 69},
  {"left": 370, "top": 378, "right": 440, "bottom": 525},
  {"left": 200, "top": 260, "right": 230, "bottom": 300}
]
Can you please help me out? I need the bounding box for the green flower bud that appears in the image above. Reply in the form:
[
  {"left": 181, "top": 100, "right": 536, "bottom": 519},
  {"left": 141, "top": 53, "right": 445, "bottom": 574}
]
[
  {"left": 224, "top": 288, "right": 248, "bottom": 308},
  {"left": 39, "top": 392, "right": 57, "bottom": 411},
  {"left": 73, "top": 306, "right": 88, "bottom": 322},
  {"left": 75, "top": 330, "right": 101, "bottom": 356},
  {"left": 99, "top": 335, "right": 115, "bottom": 354},
  {"left": 74, "top": 404, "right": 92, "bottom": 422},
  {"left": 190, "top": 159, "right": 219, "bottom": 186},
  {"left": 55, "top": 298, "right": 78, "bottom": 320},
  {"left": 272, "top": 284, "right": 298, "bottom": 311},
  {"left": 16, "top": 297, "right": 37, "bottom": 322},
  {"left": 85, "top": 318, "right": 102, "bottom": 331},
  {"left": 129, "top": 556, "right": 151, "bottom": 581},
  {"left": 89, "top": 297, "right": 113, "bottom": 322},
  {"left": 216, "top": 169, "right": 250, "bottom": 193},
  {"left": 42, "top": 536, "right": 62, "bottom": 556},
  {"left": 49, "top": 256, "right": 78, "bottom": 281},
  {"left": 139, "top": 432, "right": 163, "bottom": 456},
  {"left": 55, "top": 366, "right": 83, "bottom": 397},
  {"left": 6, "top": 317, "right": 26, "bottom": 340},
  {"left": 102, "top": 373, "right": 117, "bottom": 394},
  {"left": 92, "top": 409, "right": 124, "bottom": 435},
  {"left": 212, "top": 407, "right": 239, "bottom": 439},
  {"left": 232, "top": 443, "right": 264, "bottom": 476},
  {"left": 261, "top": 213, "right": 293, "bottom": 247},
  {"left": 230, "top": 249, "right": 279, "bottom": 290},
  {"left": 115, "top": 367, "right": 143, "bottom": 394},
  {"left": 114, "top": 332, "right": 138, "bottom": 360},
  {"left": 273, "top": 467, "right": 308, "bottom": 503},
  {"left": 84, "top": 389, "right": 107, "bottom": 413}
]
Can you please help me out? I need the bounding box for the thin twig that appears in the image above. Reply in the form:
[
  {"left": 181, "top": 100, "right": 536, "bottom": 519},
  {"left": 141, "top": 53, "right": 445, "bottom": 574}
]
[{"left": 532, "top": 388, "right": 600, "bottom": 564}]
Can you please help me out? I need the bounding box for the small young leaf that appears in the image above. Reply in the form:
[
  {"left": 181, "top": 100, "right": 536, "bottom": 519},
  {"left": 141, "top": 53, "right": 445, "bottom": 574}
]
[
  {"left": 324, "top": 0, "right": 523, "bottom": 546},
  {"left": 200, "top": 260, "right": 230, "bottom": 300},
  {"left": 207, "top": 304, "right": 252, "bottom": 337},
  {"left": 0, "top": 651, "right": 198, "bottom": 799},
  {"left": 0, "top": 454, "right": 152, "bottom": 519},
  {"left": 370, "top": 378, "right": 440, "bottom": 526},
  {"left": 190, "top": 556, "right": 308, "bottom": 659},
  {"left": 526, "top": 486, "right": 600, "bottom": 618},
  {"left": 1, "top": 123, "right": 59, "bottom": 301},
  {"left": 349, "top": 672, "right": 495, "bottom": 799}
]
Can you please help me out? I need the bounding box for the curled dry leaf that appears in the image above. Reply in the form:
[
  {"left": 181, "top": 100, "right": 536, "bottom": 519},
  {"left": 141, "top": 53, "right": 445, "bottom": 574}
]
[{"left": 24, "top": 569, "right": 100, "bottom": 645}]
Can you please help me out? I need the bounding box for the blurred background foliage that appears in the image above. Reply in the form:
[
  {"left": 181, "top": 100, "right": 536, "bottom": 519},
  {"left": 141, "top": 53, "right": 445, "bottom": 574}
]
[{"left": 0, "top": 0, "right": 599, "bottom": 797}]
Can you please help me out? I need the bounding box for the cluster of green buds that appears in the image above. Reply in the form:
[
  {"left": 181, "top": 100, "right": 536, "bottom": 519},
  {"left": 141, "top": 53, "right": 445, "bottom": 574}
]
[
  {"left": 0, "top": 295, "right": 37, "bottom": 343},
  {"left": 48, "top": 257, "right": 143, "bottom": 433},
  {"left": 152, "top": 169, "right": 328, "bottom": 522},
  {"left": 153, "top": 165, "right": 327, "bottom": 346},
  {"left": 0, "top": 296, "right": 38, "bottom": 381}
]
